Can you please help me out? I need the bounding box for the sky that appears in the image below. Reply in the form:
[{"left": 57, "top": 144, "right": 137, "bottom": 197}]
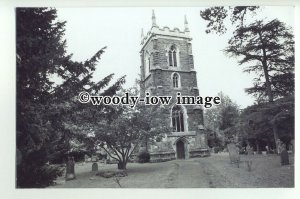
[{"left": 56, "top": 6, "right": 294, "bottom": 108}]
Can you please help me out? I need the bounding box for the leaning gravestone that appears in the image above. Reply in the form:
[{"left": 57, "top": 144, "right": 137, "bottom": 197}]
[
  {"left": 280, "top": 148, "right": 289, "bottom": 166},
  {"left": 227, "top": 143, "right": 240, "bottom": 166},
  {"left": 92, "top": 162, "right": 98, "bottom": 172},
  {"left": 65, "top": 156, "right": 76, "bottom": 181}
]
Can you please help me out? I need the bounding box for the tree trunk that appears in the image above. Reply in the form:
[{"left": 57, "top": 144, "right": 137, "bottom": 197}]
[
  {"left": 261, "top": 60, "right": 273, "bottom": 102},
  {"left": 145, "top": 139, "right": 148, "bottom": 152},
  {"left": 272, "top": 124, "right": 280, "bottom": 154},
  {"left": 258, "top": 31, "right": 274, "bottom": 103},
  {"left": 118, "top": 160, "right": 127, "bottom": 170},
  {"left": 267, "top": 142, "right": 271, "bottom": 153},
  {"left": 255, "top": 139, "right": 260, "bottom": 153}
]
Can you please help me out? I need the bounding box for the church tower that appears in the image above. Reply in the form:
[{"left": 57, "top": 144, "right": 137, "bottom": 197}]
[{"left": 139, "top": 11, "right": 208, "bottom": 160}]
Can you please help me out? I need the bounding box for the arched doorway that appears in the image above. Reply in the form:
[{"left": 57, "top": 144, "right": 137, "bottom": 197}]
[{"left": 176, "top": 140, "right": 185, "bottom": 159}]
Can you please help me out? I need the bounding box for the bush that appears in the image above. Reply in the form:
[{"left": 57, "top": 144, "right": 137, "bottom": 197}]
[
  {"left": 17, "top": 148, "right": 64, "bottom": 188},
  {"left": 17, "top": 163, "right": 64, "bottom": 188},
  {"left": 137, "top": 151, "right": 150, "bottom": 163},
  {"left": 213, "top": 147, "right": 220, "bottom": 153},
  {"left": 49, "top": 150, "right": 86, "bottom": 164},
  {"left": 239, "top": 148, "right": 246, "bottom": 154}
]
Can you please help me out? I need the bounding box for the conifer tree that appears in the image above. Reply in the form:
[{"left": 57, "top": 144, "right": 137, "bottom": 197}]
[
  {"left": 16, "top": 8, "right": 125, "bottom": 187},
  {"left": 200, "top": 6, "right": 259, "bottom": 35},
  {"left": 224, "top": 19, "right": 294, "bottom": 102}
]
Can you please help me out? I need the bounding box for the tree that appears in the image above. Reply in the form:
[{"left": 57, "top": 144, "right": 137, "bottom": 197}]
[
  {"left": 86, "top": 89, "right": 171, "bottom": 170},
  {"left": 224, "top": 19, "right": 294, "bottom": 103},
  {"left": 204, "top": 92, "right": 240, "bottom": 146},
  {"left": 200, "top": 6, "right": 259, "bottom": 35},
  {"left": 16, "top": 8, "right": 125, "bottom": 187},
  {"left": 200, "top": 7, "right": 295, "bottom": 151},
  {"left": 239, "top": 95, "right": 294, "bottom": 152},
  {"left": 200, "top": 7, "right": 294, "bottom": 102}
]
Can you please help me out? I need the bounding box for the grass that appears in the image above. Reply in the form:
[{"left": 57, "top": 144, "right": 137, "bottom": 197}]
[{"left": 51, "top": 154, "right": 294, "bottom": 188}]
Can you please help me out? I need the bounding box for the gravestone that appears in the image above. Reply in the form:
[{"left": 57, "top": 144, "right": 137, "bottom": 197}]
[
  {"left": 227, "top": 143, "right": 240, "bottom": 165},
  {"left": 276, "top": 139, "right": 282, "bottom": 154},
  {"left": 246, "top": 144, "right": 254, "bottom": 155},
  {"left": 280, "top": 149, "right": 289, "bottom": 166},
  {"left": 91, "top": 155, "right": 97, "bottom": 162},
  {"left": 92, "top": 162, "right": 98, "bottom": 172},
  {"left": 65, "top": 156, "right": 76, "bottom": 181},
  {"left": 84, "top": 154, "right": 89, "bottom": 162}
]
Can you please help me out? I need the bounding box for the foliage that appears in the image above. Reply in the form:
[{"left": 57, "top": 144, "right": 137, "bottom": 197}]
[
  {"left": 16, "top": 146, "right": 64, "bottom": 187},
  {"left": 137, "top": 151, "right": 150, "bottom": 163},
  {"left": 200, "top": 6, "right": 259, "bottom": 35},
  {"left": 200, "top": 7, "right": 295, "bottom": 151},
  {"left": 238, "top": 96, "right": 294, "bottom": 148},
  {"left": 206, "top": 129, "right": 223, "bottom": 149},
  {"left": 201, "top": 7, "right": 294, "bottom": 103},
  {"left": 16, "top": 8, "right": 124, "bottom": 187},
  {"left": 225, "top": 19, "right": 294, "bottom": 102},
  {"left": 88, "top": 88, "right": 171, "bottom": 170},
  {"left": 17, "top": 163, "right": 64, "bottom": 188},
  {"left": 205, "top": 92, "right": 240, "bottom": 146}
]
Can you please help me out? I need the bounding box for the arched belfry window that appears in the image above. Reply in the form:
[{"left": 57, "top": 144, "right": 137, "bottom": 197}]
[
  {"left": 172, "top": 105, "right": 184, "bottom": 132},
  {"left": 172, "top": 73, "right": 179, "bottom": 88},
  {"left": 168, "top": 45, "right": 177, "bottom": 67}
]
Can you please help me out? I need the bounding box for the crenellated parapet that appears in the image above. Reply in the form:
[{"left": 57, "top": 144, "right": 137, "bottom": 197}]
[{"left": 141, "top": 10, "right": 191, "bottom": 48}]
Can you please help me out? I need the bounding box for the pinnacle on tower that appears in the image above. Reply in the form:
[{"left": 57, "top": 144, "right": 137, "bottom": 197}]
[
  {"left": 184, "top": 15, "right": 190, "bottom": 32},
  {"left": 152, "top": 10, "right": 158, "bottom": 27}
]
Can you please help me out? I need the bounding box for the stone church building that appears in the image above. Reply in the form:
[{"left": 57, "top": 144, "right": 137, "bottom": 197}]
[{"left": 139, "top": 11, "right": 209, "bottom": 161}]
